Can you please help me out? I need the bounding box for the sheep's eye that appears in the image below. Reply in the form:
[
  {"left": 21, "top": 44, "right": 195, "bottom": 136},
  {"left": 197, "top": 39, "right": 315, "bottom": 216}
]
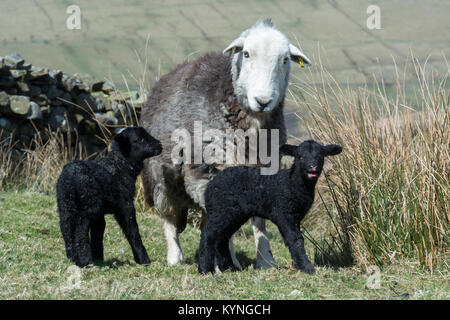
[
  {"left": 283, "top": 57, "right": 289, "bottom": 64},
  {"left": 243, "top": 51, "right": 250, "bottom": 58}
]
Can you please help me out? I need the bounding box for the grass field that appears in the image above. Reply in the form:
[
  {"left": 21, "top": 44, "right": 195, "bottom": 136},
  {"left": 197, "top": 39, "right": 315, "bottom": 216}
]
[{"left": 0, "top": 190, "right": 448, "bottom": 299}]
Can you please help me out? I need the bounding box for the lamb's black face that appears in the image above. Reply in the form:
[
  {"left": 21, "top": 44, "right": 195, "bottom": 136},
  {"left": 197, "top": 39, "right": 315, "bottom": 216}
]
[
  {"left": 280, "top": 140, "right": 342, "bottom": 182},
  {"left": 113, "top": 127, "right": 162, "bottom": 161}
]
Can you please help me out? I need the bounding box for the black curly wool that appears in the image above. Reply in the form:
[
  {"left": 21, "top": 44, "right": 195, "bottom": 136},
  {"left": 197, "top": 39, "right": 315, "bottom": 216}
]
[
  {"left": 56, "top": 127, "right": 162, "bottom": 267},
  {"left": 198, "top": 140, "right": 342, "bottom": 274}
]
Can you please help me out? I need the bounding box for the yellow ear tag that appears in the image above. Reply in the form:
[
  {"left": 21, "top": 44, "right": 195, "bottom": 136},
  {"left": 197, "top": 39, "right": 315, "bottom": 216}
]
[{"left": 298, "top": 56, "right": 305, "bottom": 68}]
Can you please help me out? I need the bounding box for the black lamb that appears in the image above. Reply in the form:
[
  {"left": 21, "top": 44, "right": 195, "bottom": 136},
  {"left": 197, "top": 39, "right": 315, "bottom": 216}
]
[
  {"left": 56, "top": 126, "right": 162, "bottom": 267},
  {"left": 198, "top": 140, "right": 342, "bottom": 274}
]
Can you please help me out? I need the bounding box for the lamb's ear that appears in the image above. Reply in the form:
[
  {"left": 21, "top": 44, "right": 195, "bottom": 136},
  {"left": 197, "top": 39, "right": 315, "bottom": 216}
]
[
  {"left": 113, "top": 131, "right": 131, "bottom": 156},
  {"left": 323, "top": 144, "right": 342, "bottom": 157},
  {"left": 289, "top": 44, "right": 312, "bottom": 67},
  {"left": 280, "top": 144, "right": 297, "bottom": 157},
  {"left": 223, "top": 37, "right": 245, "bottom": 56}
]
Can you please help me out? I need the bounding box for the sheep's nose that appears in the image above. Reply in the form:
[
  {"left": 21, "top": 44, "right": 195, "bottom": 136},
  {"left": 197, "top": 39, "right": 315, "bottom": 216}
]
[{"left": 255, "top": 97, "right": 272, "bottom": 111}]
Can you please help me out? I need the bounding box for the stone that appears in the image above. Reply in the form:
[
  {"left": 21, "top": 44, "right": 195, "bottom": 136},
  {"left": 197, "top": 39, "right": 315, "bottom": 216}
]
[
  {"left": 76, "top": 93, "right": 97, "bottom": 112},
  {"left": 79, "top": 118, "right": 97, "bottom": 135},
  {"left": 91, "top": 92, "right": 110, "bottom": 112},
  {"left": 17, "top": 81, "right": 30, "bottom": 93},
  {"left": 48, "top": 107, "right": 75, "bottom": 132},
  {"left": 10, "top": 69, "right": 27, "bottom": 79},
  {"left": 60, "top": 92, "right": 72, "bottom": 106},
  {"left": 4, "top": 53, "right": 24, "bottom": 68},
  {"left": 63, "top": 74, "right": 83, "bottom": 92},
  {"left": 0, "top": 117, "right": 15, "bottom": 131},
  {"left": 110, "top": 90, "right": 138, "bottom": 102},
  {"left": 19, "top": 122, "right": 37, "bottom": 137},
  {"left": 30, "top": 66, "right": 49, "bottom": 79},
  {"left": 102, "top": 81, "right": 115, "bottom": 93},
  {"left": 0, "top": 76, "right": 15, "bottom": 88},
  {"left": 49, "top": 69, "right": 63, "bottom": 82},
  {"left": 46, "top": 85, "right": 63, "bottom": 100},
  {"left": 0, "top": 91, "right": 9, "bottom": 107},
  {"left": 10, "top": 95, "right": 30, "bottom": 115},
  {"left": 94, "top": 112, "right": 118, "bottom": 126},
  {"left": 34, "top": 94, "right": 49, "bottom": 106},
  {"left": 50, "top": 99, "right": 63, "bottom": 106},
  {"left": 28, "top": 85, "right": 42, "bottom": 97},
  {"left": 90, "top": 81, "right": 104, "bottom": 92},
  {"left": 21, "top": 62, "right": 32, "bottom": 71},
  {"left": 26, "top": 102, "right": 43, "bottom": 120}
]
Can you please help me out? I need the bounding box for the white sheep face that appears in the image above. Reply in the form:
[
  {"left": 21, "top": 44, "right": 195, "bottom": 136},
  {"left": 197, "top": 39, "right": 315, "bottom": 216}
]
[{"left": 224, "top": 20, "right": 311, "bottom": 114}]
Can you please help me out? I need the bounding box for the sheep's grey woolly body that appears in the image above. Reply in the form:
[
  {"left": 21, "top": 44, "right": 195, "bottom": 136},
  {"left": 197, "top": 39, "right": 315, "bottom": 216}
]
[{"left": 141, "top": 52, "right": 287, "bottom": 213}]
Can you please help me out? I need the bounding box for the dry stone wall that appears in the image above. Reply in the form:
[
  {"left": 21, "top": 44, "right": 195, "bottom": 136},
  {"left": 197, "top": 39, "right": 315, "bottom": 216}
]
[{"left": 0, "top": 53, "right": 145, "bottom": 156}]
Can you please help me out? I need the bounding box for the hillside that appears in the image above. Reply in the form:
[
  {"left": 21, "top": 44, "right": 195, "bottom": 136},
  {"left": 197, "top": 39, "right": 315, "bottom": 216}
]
[{"left": 1, "top": 0, "right": 449, "bottom": 134}]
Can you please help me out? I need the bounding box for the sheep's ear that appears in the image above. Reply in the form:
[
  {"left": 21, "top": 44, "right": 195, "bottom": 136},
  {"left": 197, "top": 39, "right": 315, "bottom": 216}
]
[
  {"left": 289, "top": 44, "right": 312, "bottom": 67},
  {"left": 323, "top": 144, "right": 342, "bottom": 157},
  {"left": 280, "top": 144, "right": 297, "bottom": 157},
  {"left": 223, "top": 37, "right": 245, "bottom": 56}
]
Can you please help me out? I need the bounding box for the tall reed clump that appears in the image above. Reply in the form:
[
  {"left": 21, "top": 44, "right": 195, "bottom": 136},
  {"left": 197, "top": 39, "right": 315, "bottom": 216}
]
[{"left": 291, "top": 54, "right": 449, "bottom": 270}]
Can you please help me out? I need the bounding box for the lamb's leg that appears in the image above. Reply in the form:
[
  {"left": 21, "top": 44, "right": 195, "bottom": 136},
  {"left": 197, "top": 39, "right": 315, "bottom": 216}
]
[
  {"left": 58, "top": 208, "right": 75, "bottom": 261},
  {"left": 252, "top": 217, "right": 278, "bottom": 269},
  {"left": 184, "top": 173, "right": 243, "bottom": 270},
  {"left": 274, "top": 217, "right": 314, "bottom": 274},
  {"left": 73, "top": 216, "right": 93, "bottom": 267},
  {"left": 90, "top": 217, "right": 106, "bottom": 262},
  {"left": 216, "top": 236, "right": 237, "bottom": 271},
  {"left": 115, "top": 205, "right": 150, "bottom": 265},
  {"left": 228, "top": 236, "right": 243, "bottom": 270},
  {"left": 198, "top": 224, "right": 217, "bottom": 274}
]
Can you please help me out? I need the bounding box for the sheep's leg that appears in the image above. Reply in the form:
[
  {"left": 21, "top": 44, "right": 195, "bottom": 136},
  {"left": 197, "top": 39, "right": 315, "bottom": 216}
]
[
  {"left": 252, "top": 217, "right": 278, "bottom": 269},
  {"left": 162, "top": 215, "right": 185, "bottom": 266},
  {"left": 115, "top": 206, "right": 150, "bottom": 265},
  {"left": 90, "top": 216, "right": 106, "bottom": 262}
]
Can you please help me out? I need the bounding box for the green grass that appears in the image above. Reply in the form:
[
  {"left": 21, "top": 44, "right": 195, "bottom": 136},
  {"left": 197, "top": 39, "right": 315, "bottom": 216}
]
[{"left": 0, "top": 190, "right": 448, "bottom": 299}]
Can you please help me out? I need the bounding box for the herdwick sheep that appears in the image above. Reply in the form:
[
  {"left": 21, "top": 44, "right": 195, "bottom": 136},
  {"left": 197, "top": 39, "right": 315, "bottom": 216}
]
[
  {"left": 198, "top": 140, "right": 342, "bottom": 274},
  {"left": 56, "top": 127, "right": 162, "bottom": 267},
  {"left": 140, "top": 18, "right": 312, "bottom": 269}
]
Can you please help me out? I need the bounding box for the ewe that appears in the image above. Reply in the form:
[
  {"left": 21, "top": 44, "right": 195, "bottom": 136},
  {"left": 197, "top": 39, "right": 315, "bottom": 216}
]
[{"left": 140, "top": 18, "right": 312, "bottom": 269}]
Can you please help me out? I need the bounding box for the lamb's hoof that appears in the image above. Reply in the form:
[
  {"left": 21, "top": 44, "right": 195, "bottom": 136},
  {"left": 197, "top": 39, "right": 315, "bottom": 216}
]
[
  {"left": 199, "top": 267, "right": 214, "bottom": 275},
  {"left": 76, "top": 261, "right": 94, "bottom": 268},
  {"left": 137, "top": 260, "right": 151, "bottom": 266},
  {"left": 299, "top": 263, "right": 315, "bottom": 275}
]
